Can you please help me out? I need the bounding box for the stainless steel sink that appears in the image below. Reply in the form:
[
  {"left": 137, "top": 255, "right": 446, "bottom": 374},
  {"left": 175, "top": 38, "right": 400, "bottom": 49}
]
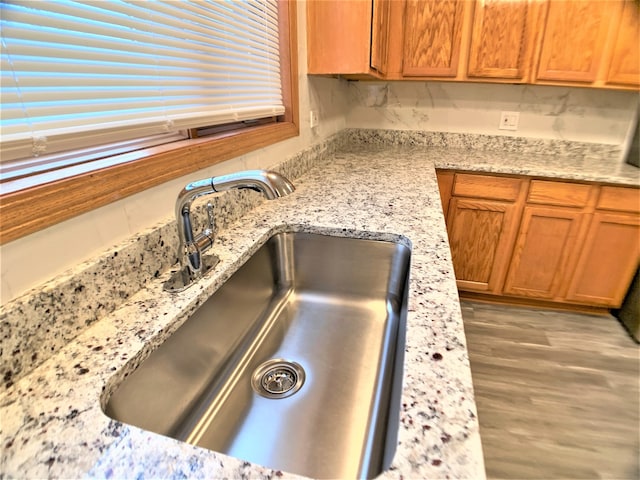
[{"left": 103, "top": 231, "right": 411, "bottom": 479}]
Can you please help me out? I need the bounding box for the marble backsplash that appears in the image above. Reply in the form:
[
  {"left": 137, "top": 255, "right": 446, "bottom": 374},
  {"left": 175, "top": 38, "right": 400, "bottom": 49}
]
[
  {"left": 347, "top": 82, "right": 638, "bottom": 153},
  {"left": 343, "top": 128, "right": 621, "bottom": 160},
  {"left": 0, "top": 128, "right": 624, "bottom": 393}
]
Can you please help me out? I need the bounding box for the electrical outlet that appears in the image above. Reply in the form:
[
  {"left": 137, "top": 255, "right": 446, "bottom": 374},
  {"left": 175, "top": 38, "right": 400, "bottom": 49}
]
[
  {"left": 310, "top": 110, "right": 319, "bottom": 129},
  {"left": 499, "top": 111, "right": 519, "bottom": 131}
]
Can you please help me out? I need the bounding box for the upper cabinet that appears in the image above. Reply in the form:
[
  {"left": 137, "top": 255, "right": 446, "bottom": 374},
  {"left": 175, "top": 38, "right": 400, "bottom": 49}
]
[
  {"left": 306, "top": 0, "right": 640, "bottom": 90},
  {"left": 306, "top": 0, "right": 379, "bottom": 77},
  {"left": 370, "top": 0, "right": 392, "bottom": 75},
  {"left": 402, "top": 0, "right": 467, "bottom": 77},
  {"left": 606, "top": 0, "right": 640, "bottom": 87},
  {"left": 535, "top": 1, "right": 612, "bottom": 83},
  {"left": 534, "top": 0, "right": 640, "bottom": 87},
  {"left": 467, "top": 0, "right": 538, "bottom": 81}
]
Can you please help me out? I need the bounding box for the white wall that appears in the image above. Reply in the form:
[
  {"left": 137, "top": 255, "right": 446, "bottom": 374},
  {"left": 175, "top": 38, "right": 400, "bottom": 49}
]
[
  {"left": 347, "top": 82, "right": 639, "bottom": 150},
  {"left": 0, "top": 5, "right": 351, "bottom": 304}
]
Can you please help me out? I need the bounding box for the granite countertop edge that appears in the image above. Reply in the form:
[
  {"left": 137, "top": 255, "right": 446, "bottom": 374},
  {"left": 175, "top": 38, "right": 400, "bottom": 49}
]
[
  {"left": 1, "top": 143, "right": 638, "bottom": 480},
  {"left": 412, "top": 145, "right": 639, "bottom": 187}
]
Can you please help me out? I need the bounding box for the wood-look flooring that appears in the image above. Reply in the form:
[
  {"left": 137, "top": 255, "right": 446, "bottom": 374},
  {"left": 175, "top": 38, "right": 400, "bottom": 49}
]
[{"left": 460, "top": 301, "right": 639, "bottom": 480}]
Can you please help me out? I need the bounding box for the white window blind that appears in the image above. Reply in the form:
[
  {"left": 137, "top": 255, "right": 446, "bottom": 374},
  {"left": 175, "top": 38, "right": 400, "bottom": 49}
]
[{"left": 0, "top": 0, "right": 284, "bottom": 164}]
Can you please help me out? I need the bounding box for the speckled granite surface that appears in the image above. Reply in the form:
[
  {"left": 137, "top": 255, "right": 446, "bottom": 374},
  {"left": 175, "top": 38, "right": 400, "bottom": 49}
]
[
  {"left": 344, "top": 128, "right": 623, "bottom": 160},
  {"left": 0, "top": 133, "right": 348, "bottom": 392},
  {"left": 1, "top": 130, "right": 639, "bottom": 480}
]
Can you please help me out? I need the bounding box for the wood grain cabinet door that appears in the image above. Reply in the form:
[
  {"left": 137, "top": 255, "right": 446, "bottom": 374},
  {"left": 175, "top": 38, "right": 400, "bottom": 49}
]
[
  {"left": 536, "top": 0, "right": 612, "bottom": 83},
  {"left": 402, "top": 0, "right": 468, "bottom": 77},
  {"left": 606, "top": 0, "right": 640, "bottom": 87},
  {"left": 306, "top": 0, "right": 373, "bottom": 75},
  {"left": 446, "top": 197, "right": 520, "bottom": 293},
  {"left": 371, "top": 0, "right": 392, "bottom": 74},
  {"left": 565, "top": 212, "right": 640, "bottom": 307},
  {"left": 436, "top": 170, "right": 455, "bottom": 219},
  {"left": 467, "top": 0, "right": 536, "bottom": 80},
  {"left": 503, "top": 206, "right": 585, "bottom": 300}
]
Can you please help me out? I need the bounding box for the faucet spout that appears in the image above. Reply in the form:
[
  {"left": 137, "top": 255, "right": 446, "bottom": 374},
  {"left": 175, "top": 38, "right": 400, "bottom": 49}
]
[
  {"left": 167, "top": 170, "right": 295, "bottom": 292},
  {"left": 211, "top": 170, "right": 295, "bottom": 199}
]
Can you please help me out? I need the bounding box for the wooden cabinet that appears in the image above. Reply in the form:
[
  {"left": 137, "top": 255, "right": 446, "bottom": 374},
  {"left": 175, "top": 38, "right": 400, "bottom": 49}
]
[
  {"left": 307, "top": 0, "right": 639, "bottom": 90},
  {"left": 436, "top": 169, "right": 454, "bottom": 219},
  {"left": 306, "top": 0, "right": 382, "bottom": 77},
  {"left": 467, "top": 0, "right": 538, "bottom": 81},
  {"left": 606, "top": 0, "right": 640, "bottom": 87},
  {"left": 445, "top": 173, "right": 524, "bottom": 293},
  {"left": 437, "top": 172, "right": 640, "bottom": 310},
  {"left": 503, "top": 205, "right": 585, "bottom": 299},
  {"left": 371, "top": 0, "right": 392, "bottom": 75},
  {"left": 535, "top": 1, "right": 612, "bottom": 83},
  {"left": 503, "top": 181, "right": 592, "bottom": 300},
  {"left": 565, "top": 212, "right": 640, "bottom": 306},
  {"left": 402, "top": 0, "right": 468, "bottom": 77},
  {"left": 533, "top": 0, "right": 640, "bottom": 87},
  {"left": 307, "top": 0, "right": 474, "bottom": 79},
  {"left": 565, "top": 186, "right": 640, "bottom": 307},
  {"left": 447, "top": 197, "right": 520, "bottom": 293}
]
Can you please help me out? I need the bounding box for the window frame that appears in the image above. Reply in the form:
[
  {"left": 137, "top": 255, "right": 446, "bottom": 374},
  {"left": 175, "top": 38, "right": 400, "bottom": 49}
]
[{"left": 0, "top": 0, "right": 299, "bottom": 245}]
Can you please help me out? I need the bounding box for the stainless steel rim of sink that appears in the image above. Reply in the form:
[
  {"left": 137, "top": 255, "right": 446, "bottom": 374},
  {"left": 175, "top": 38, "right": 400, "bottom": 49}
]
[{"left": 104, "top": 231, "right": 411, "bottom": 479}]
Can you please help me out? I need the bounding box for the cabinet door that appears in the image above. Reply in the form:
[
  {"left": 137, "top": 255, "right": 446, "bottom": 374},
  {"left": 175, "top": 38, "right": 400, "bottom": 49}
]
[
  {"left": 446, "top": 197, "right": 520, "bottom": 293},
  {"left": 467, "top": 0, "right": 535, "bottom": 80},
  {"left": 606, "top": 0, "right": 640, "bottom": 87},
  {"left": 503, "top": 206, "right": 585, "bottom": 300},
  {"left": 371, "top": 0, "right": 391, "bottom": 74},
  {"left": 565, "top": 212, "right": 640, "bottom": 307},
  {"left": 536, "top": 0, "right": 612, "bottom": 83},
  {"left": 306, "top": 0, "right": 373, "bottom": 75},
  {"left": 436, "top": 170, "right": 454, "bottom": 219},
  {"left": 402, "top": 0, "right": 467, "bottom": 77}
]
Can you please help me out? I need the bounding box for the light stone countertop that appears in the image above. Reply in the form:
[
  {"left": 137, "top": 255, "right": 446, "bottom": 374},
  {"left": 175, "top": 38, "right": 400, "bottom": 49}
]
[
  {"left": 1, "top": 141, "right": 638, "bottom": 480},
  {"left": 431, "top": 146, "right": 640, "bottom": 186}
]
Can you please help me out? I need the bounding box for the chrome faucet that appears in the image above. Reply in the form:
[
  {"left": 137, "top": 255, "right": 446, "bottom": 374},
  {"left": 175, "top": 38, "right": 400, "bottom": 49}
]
[{"left": 164, "top": 170, "right": 295, "bottom": 292}]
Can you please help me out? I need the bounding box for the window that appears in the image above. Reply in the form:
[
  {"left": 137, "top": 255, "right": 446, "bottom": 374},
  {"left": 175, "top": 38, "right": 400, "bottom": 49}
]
[{"left": 0, "top": 0, "right": 299, "bottom": 244}]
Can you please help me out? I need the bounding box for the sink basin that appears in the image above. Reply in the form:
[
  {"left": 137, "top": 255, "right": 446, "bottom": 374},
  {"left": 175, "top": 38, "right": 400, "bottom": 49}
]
[{"left": 104, "top": 231, "right": 411, "bottom": 479}]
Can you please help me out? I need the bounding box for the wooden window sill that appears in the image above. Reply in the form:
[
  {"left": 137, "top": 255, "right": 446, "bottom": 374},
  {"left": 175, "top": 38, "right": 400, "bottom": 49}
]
[{"left": 0, "top": 121, "right": 299, "bottom": 245}]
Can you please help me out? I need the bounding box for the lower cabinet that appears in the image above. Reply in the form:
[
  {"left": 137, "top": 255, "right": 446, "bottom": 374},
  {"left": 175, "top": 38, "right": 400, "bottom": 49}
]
[
  {"left": 566, "top": 212, "right": 640, "bottom": 306},
  {"left": 503, "top": 205, "right": 585, "bottom": 300},
  {"left": 447, "top": 197, "right": 519, "bottom": 293},
  {"left": 443, "top": 172, "right": 524, "bottom": 294},
  {"left": 437, "top": 170, "right": 640, "bottom": 309},
  {"left": 436, "top": 170, "right": 454, "bottom": 218}
]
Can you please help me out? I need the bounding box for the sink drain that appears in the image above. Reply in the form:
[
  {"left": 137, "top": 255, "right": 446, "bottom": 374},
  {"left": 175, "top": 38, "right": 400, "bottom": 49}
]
[{"left": 252, "top": 359, "right": 305, "bottom": 399}]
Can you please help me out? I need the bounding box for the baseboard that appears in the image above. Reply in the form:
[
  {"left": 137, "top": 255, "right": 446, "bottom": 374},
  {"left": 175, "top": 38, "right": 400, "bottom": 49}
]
[{"left": 458, "top": 291, "right": 612, "bottom": 316}]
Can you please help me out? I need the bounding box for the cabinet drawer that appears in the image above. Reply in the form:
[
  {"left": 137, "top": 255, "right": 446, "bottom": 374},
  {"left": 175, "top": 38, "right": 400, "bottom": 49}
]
[
  {"left": 527, "top": 180, "right": 592, "bottom": 207},
  {"left": 597, "top": 186, "right": 640, "bottom": 213},
  {"left": 453, "top": 173, "right": 522, "bottom": 201}
]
